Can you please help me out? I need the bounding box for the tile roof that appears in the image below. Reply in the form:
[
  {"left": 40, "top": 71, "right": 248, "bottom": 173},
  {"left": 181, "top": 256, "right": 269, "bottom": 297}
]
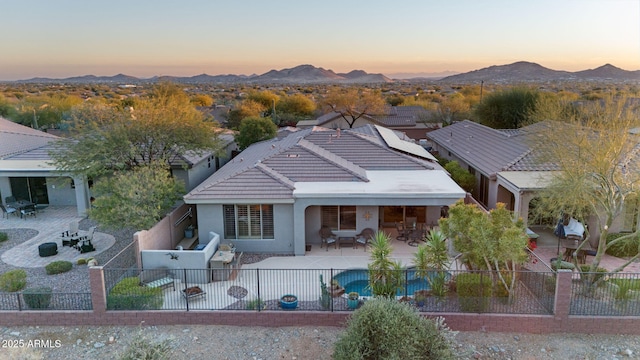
[
  {"left": 0, "top": 117, "right": 59, "bottom": 160},
  {"left": 185, "top": 124, "right": 443, "bottom": 202},
  {"left": 303, "top": 106, "right": 430, "bottom": 129},
  {"left": 426, "top": 120, "right": 558, "bottom": 176}
]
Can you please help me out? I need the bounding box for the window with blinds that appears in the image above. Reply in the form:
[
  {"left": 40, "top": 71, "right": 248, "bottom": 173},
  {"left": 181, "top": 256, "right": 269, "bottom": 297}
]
[
  {"left": 321, "top": 206, "right": 356, "bottom": 230},
  {"left": 223, "top": 204, "right": 274, "bottom": 239}
]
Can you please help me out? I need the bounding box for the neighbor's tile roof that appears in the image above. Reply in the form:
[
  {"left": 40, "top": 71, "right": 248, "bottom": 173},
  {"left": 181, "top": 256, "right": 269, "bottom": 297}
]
[
  {"left": 426, "top": 120, "right": 558, "bottom": 176},
  {"left": 185, "top": 124, "right": 440, "bottom": 201},
  {"left": 0, "top": 117, "right": 59, "bottom": 160},
  {"left": 306, "top": 106, "right": 430, "bottom": 128}
]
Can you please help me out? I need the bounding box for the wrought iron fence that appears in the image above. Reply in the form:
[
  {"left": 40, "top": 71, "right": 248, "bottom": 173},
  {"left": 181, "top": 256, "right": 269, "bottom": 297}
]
[
  {"left": 0, "top": 292, "right": 92, "bottom": 311},
  {"left": 102, "top": 267, "right": 554, "bottom": 314},
  {"left": 570, "top": 271, "right": 640, "bottom": 316}
]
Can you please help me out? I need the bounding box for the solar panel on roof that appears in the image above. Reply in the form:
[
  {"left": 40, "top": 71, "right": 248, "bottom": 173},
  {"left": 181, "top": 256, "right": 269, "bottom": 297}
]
[{"left": 374, "top": 125, "right": 437, "bottom": 162}]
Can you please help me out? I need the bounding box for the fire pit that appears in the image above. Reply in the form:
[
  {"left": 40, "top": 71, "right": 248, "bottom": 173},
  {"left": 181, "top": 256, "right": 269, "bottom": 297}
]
[{"left": 182, "top": 286, "right": 206, "bottom": 300}]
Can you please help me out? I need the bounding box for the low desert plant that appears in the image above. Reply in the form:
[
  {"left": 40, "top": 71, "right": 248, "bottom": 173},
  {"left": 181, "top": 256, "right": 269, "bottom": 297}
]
[
  {"left": 245, "top": 297, "right": 265, "bottom": 310},
  {"left": 457, "top": 273, "right": 492, "bottom": 312},
  {"left": 333, "top": 298, "right": 455, "bottom": 359},
  {"left": 107, "top": 277, "right": 163, "bottom": 310},
  {"left": 611, "top": 278, "right": 640, "bottom": 300},
  {"left": 77, "top": 258, "right": 87, "bottom": 265},
  {"left": 579, "top": 265, "right": 608, "bottom": 284},
  {"left": 118, "top": 326, "right": 172, "bottom": 360},
  {"left": 45, "top": 260, "right": 73, "bottom": 275},
  {"left": 0, "top": 269, "right": 27, "bottom": 292},
  {"left": 0, "top": 232, "right": 8, "bottom": 242},
  {"left": 23, "top": 287, "right": 52, "bottom": 309}
]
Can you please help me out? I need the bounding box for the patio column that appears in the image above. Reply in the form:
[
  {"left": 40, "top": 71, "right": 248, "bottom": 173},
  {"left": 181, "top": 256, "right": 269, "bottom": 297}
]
[
  {"left": 292, "top": 202, "right": 307, "bottom": 256},
  {"left": 0, "top": 177, "right": 11, "bottom": 204},
  {"left": 73, "top": 175, "right": 90, "bottom": 217}
]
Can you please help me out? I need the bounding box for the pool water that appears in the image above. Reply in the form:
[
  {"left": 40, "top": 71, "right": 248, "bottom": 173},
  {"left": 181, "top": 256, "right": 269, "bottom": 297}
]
[{"left": 333, "top": 269, "right": 441, "bottom": 297}]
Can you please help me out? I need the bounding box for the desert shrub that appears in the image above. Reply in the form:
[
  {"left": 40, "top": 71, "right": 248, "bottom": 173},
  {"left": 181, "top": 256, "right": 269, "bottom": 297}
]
[
  {"left": 0, "top": 232, "right": 8, "bottom": 242},
  {"left": 107, "top": 277, "right": 163, "bottom": 310},
  {"left": 45, "top": 260, "right": 73, "bottom": 275},
  {"left": 579, "top": 265, "right": 608, "bottom": 284},
  {"left": 245, "top": 297, "right": 265, "bottom": 310},
  {"left": 544, "top": 275, "right": 557, "bottom": 293},
  {"left": 118, "top": 327, "right": 172, "bottom": 360},
  {"left": 23, "top": 287, "right": 52, "bottom": 309},
  {"left": 456, "top": 273, "right": 492, "bottom": 312},
  {"left": 610, "top": 278, "right": 640, "bottom": 300},
  {"left": 0, "top": 269, "right": 27, "bottom": 292},
  {"left": 333, "top": 298, "right": 455, "bottom": 360},
  {"left": 493, "top": 272, "right": 512, "bottom": 298},
  {"left": 605, "top": 233, "right": 639, "bottom": 258},
  {"left": 77, "top": 258, "right": 87, "bottom": 265}
]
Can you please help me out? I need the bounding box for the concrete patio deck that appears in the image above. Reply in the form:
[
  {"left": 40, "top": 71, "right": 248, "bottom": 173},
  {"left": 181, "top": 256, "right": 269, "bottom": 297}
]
[{"left": 0, "top": 206, "right": 115, "bottom": 267}]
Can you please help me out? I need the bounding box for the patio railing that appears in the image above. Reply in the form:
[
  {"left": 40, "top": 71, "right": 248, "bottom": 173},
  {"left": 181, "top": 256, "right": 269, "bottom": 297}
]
[
  {"left": 0, "top": 292, "right": 92, "bottom": 311},
  {"left": 570, "top": 271, "right": 640, "bottom": 316},
  {"left": 102, "top": 267, "right": 556, "bottom": 314}
]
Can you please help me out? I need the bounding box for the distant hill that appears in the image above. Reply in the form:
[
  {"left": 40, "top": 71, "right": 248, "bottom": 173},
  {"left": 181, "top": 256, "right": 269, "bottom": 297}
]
[
  {"left": 14, "top": 64, "right": 392, "bottom": 84},
  {"left": 440, "top": 61, "right": 640, "bottom": 83},
  {"left": 10, "top": 62, "right": 639, "bottom": 84}
]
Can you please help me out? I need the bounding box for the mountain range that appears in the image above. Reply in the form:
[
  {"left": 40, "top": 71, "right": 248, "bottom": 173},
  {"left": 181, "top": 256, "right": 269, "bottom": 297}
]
[{"left": 12, "top": 62, "right": 640, "bottom": 84}]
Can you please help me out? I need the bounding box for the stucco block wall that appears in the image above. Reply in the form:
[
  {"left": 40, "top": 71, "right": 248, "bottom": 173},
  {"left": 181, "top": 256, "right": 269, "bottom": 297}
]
[{"left": 197, "top": 203, "right": 295, "bottom": 254}]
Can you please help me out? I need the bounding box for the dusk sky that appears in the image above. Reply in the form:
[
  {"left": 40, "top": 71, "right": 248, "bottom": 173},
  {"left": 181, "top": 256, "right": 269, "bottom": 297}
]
[{"left": 1, "top": 0, "right": 638, "bottom": 81}]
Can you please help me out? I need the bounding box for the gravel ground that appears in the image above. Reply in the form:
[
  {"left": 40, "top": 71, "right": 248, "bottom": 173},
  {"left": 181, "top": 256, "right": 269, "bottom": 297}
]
[
  {"left": 2, "top": 226, "right": 640, "bottom": 359},
  {"left": 1, "top": 324, "right": 640, "bottom": 359}
]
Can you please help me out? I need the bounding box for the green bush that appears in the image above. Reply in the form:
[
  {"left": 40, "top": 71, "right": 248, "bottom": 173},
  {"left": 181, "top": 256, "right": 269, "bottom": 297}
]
[
  {"left": 333, "top": 298, "right": 455, "bottom": 360},
  {"left": 77, "top": 258, "right": 87, "bottom": 265},
  {"left": 493, "top": 273, "right": 512, "bottom": 298},
  {"left": 107, "top": 277, "right": 163, "bottom": 310},
  {"left": 579, "top": 265, "right": 609, "bottom": 284},
  {"left": 456, "top": 273, "right": 492, "bottom": 312},
  {"left": 605, "top": 233, "right": 639, "bottom": 258},
  {"left": 545, "top": 275, "right": 557, "bottom": 293},
  {"left": 0, "top": 269, "right": 27, "bottom": 292},
  {"left": 23, "top": 287, "right": 52, "bottom": 309},
  {"left": 245, "top": 297, "right": 265, "bottom": 310},
  {"left": 45, "top": 260, "right": 73, "bottom": 275},
  {"left": 610, "top": 278, "right": 640, "bottom": 300},
  {"left": 0, "top": 232, "right": 8, "bottom": 242}
]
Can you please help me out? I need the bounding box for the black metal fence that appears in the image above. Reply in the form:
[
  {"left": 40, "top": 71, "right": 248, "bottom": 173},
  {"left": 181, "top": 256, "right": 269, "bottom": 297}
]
[
  {"left": 102, "top": 267, "right": 555, "bottom": 314},
  {"left": 570, "top": 271, "right": 640, "bottom": 316},
  {"left": 0, "top": 292, "right": 92, "bottom": 311}
]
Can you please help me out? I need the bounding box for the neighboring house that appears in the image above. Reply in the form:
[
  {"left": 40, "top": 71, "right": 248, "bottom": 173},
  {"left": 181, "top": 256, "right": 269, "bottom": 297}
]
[
  {"left": 184, "top": 124, "right": 465, "bottom": 255},
  {"left": 170, "top": 131, "right": 238, "bottom": 192},
  {"left": 427, "top": 120, "right": 560, "bottom": 227},
  {"left": 297, "top": 106, "right": 440, "bottom": 141},
  {"left": 0, "top": 117, "right": 91, "bottom": 216}
]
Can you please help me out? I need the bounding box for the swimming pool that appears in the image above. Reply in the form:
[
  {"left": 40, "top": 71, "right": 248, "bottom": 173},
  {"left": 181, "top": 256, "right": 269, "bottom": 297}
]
[{"left": 332, "top": 268, "right": 440, "bottom": 297}]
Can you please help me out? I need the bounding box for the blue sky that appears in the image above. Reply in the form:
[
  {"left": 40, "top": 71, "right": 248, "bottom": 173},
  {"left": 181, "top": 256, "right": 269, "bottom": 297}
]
[{"left": 0, "top": 0, "right": 638, "bottom": 80}]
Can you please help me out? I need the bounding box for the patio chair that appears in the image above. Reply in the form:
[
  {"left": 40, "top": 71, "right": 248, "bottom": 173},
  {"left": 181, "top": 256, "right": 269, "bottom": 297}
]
[
  {"left": 355, "top": 228, "right": 375, "bottom": 251},
  {"left": 319, "top": 225, "right": 337, "bottom": 251},
  {"left": 20, "top": 205, "right": 36, "bottom": 219},
  {"left": 395, "top": 222, "right": 407, "bottom": 241},
  {"left": 0, "top": 204, "right": 17, "bottom": 219}
]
